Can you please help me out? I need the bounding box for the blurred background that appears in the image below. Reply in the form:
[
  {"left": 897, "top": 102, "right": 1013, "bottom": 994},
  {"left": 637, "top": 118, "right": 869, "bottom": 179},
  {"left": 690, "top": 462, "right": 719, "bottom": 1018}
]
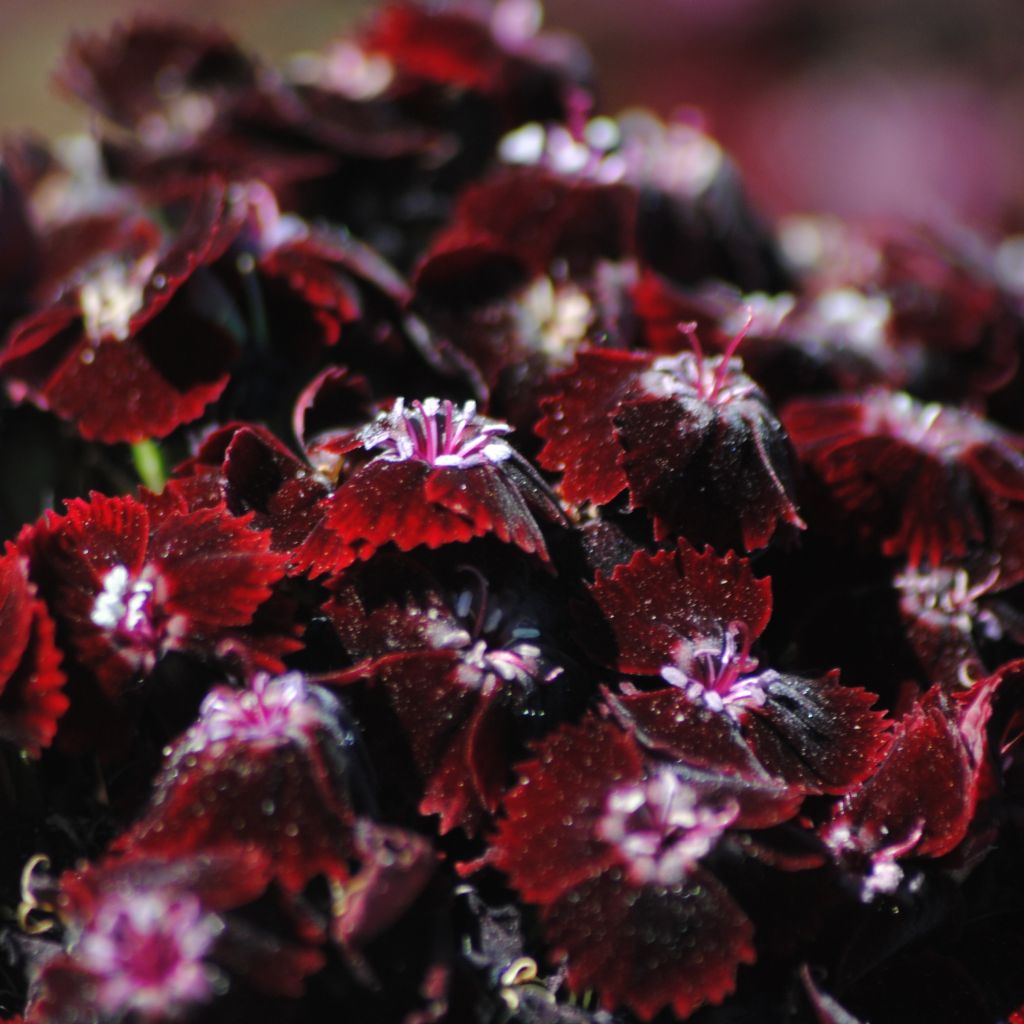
[{"left": 2, "top": 0, "right": 1023, "bottom": 228}]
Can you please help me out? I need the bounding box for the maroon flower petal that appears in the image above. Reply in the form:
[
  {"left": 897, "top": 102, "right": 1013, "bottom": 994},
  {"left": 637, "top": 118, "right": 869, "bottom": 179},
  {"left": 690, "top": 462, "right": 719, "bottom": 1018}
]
[
  {"left": 491, "top": 716, "right": 640, "bottom": 903},
  {"left": 40, "top": 322, "right": 233, "bottom": 443},
  {"left": 742, "top": 670, "right": 891, "bottom": 794},
  {"left": 784, "top": 390, "right": 1024, "bottom": 567},
  {"left": 542, "top": 863, "right": 754, "bottom": 1021},
  {"left": 586, "top": 540, "right": 772, "bottom": 674},
  {"left": 0, "top": 548, "right": 67, "bottom": 754},
  {"left": 608, "top": 689, "right": 805, "bottom": 827},
  {"left": 535, "top": 349, "right": 641, "bottom": 507},
  {"left": 55, "top": 18, "right": 255, "bottom": 131},
  {"left": 118, "top": 673, "right": 356, "bottom": 893},
  {"left": 537, "top": 344, "right": 803, "bottom": 549},
  {"left": 313, "top": 399, "right": 564, "bottom": 573},
  {"left": 826, "top": 685, "right": 991, "bottom": 864},
  {"left": 613, "top": 388, "right": 805, "bottom": 550},
  {"left": 2, "top": 180, "right": 245, "bottom": 442},
  {"left": 148, "top": 504, "right": 286, "bottom": 629}
]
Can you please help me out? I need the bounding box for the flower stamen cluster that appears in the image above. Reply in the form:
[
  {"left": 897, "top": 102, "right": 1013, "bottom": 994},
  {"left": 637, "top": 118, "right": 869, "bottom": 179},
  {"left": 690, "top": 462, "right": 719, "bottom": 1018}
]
[
  {"left": 360, "top": 398, "right": 514, "bottom": 468},
  {"left": 598, "top": 768, "right": 738, "bottom": 885}
]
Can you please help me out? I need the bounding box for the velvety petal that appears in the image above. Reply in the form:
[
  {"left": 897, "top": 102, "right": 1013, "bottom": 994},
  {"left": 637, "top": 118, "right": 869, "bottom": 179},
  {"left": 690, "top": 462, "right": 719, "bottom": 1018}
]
[
  {"left": 743, "top": 671, "right": 891, "bottom": 795},
  {"left": 435, "top": 169, "right": 636, "bottom": 278},
  {"left": 56, "top": 18, "right": 255, "bottom": 130},
  {"left": 492, "top": 716, "right": 642, "bottom": 903},
  {"left": 586, "top": 540, "right": 772, "bottom": 674},
  {"left": 615, "top": 391, "right": 805, "bottom": 550},
  {"left": 0, "top": 548, "right": 67, "bottom": 754},
  {"left": 542, "top": 863, "right": 754, "bottom": 1021},
  {"left": 118, "top": 676, "right": 356, "bottom": 892},
  {"left": 608, "top": 687, "right": 770, "bottom": 781},
  {"left": 829, "top": 687, "right": 986, "bottom": 860},
  {"left": 608, "top": 690, "right": 804, "bottom": 827},
  {"left": 784, "top": 390, "right": 1024, "bottom": 567},
  {"left": 535, "top": 349, "right": 640, "bottom": 507},
  {"left": 149, "top": 505, "right": 286, "bottom": 629},
  {"left": 319, "top": 457, "right": 557, "bottom": 573}
]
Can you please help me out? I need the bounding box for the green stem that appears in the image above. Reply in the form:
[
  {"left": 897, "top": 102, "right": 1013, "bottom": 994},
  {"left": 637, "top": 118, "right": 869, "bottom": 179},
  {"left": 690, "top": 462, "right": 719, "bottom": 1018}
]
[{"left": 131, "top": 439, "right": 167, "bottom": 493}]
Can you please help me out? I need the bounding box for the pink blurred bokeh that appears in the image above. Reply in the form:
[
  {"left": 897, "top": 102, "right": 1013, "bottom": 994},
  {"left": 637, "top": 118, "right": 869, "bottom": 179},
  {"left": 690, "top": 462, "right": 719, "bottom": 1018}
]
[{"left": 2, "top": 0, "right": 1022, "bottom": 227}]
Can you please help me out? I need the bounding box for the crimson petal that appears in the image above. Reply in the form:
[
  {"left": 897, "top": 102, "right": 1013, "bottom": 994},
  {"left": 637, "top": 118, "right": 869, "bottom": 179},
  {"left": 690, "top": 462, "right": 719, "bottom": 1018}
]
[
  {"left": 0, "top": 547, "right": 67, "bottom": 754},
  {"left": 586, "top": 539, "right": 772, "bottom": 674},
  {"left": 542, "top": 863, "right": 754, "bottom": 1021}
]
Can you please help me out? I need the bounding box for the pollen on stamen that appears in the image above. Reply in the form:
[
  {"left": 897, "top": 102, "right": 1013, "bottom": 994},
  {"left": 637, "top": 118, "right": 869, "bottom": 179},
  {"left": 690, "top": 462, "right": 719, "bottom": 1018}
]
[
  {"left": 360, "top": 397, "right": 515, "bottom": 468},
  {"left": 598, "top": 769, "right": 738, "bottom": 886}
]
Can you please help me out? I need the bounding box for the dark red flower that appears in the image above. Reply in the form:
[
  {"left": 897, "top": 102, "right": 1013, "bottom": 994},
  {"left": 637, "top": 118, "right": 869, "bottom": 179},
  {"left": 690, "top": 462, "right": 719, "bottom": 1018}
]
[
  {"left": 166, "top": 421, "right": 334, "bottom": 573},
  {"left": 17, "top": 492, "right": 291, "bottom": 699},
  {"left": 490, "top": 714, "right": 802, "bottom": 1020},
  {"left": 0, "top": 179, "right": 245, "bottom": 442},
  {"left": 536, "top": 333, "right": 805, "bottom": 551},
  {"left": 0, "top": 546, "right": 67, "bottom": 754},
  {"left": 822, "top": 682, "right": 996, "bottom": 900},
  {"left": 893, "top": 560, "right": 1024, "bottom": 689},
  {"left": 784, "top": 388, "right": 1024, "bottom": 568},
  {"left": 56, "top": 19, "right": 256, "bottom": 138},
  {"left": 24, "top": 847, "right": 323, "bottom": 1023},
  {"left": 587, "top": 540, "right": 890, "bottom": 794},
  {"left": 304, "top": 397, "right": 566, "bottom": 575},
  {"left": 325, "top": 554, "right": 571, "bottom": 833},
  {"left": 117, "top": 672, "right": 357, "bottom": 893},
  {"left": 359, "top": 0, "right": 590, "bottom": 127}
]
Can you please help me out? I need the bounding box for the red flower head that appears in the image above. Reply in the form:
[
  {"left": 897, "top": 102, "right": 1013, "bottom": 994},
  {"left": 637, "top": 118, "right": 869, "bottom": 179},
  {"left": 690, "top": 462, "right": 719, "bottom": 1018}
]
[
  {"left": 784, "top": 388, "right": 1024, "bottom": 568},
  {"left": 0, "top": 546, "right": 67, "bottom": 754},
  {"left": 17, "top": 492, "right": 291, "bottom": 701},
  {"left": 490, "top": 714, "right": 801, "bottom": 1020},
  {"left": 304, "top": 397, "right": 566, "bottom": 575},
  {"left": 118, "top": 672, "right": 357, "bottom": 893},
  {"left": 587, "top": 540, "right": 890, "bottom": 794},
  {"left": 536, "top": 326, "right": 805, "bottom": 552},
  {"left": 0, "top": 179, "right": 245, "bottom": 442},
  {"left": 325, "top": 554, "right": 570, "bottom": 834},
  {"left": 822, "top": 681, "right": 996, "bottom": 901},
  {"left": 24, "top": 847, "right": 322, "bottom": 1023}
]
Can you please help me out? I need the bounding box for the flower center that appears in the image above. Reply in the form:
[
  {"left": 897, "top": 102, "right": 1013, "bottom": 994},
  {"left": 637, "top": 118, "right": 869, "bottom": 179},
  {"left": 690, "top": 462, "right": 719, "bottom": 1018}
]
[
  {"left": 198, "top": 673, "right": 337, "bottom": 746},
  {"left": 80, "top": 261, "right": 149, "bottom": 343},
  {"left": 660, "top": 622, "right": 766, "bottom": 718},
  {"left": 91, "top": 564, "right": 176, "bottom": 671},
  {"left": 598, "top": 769, "right": 737, "bottom": 885},
  {"left": 517, "top": 277, "right": 594, "bottom": 363},
  {"left": 643, "top": 318, "right": 757, "bottom": 407},
  {"left": 425, "top": 570, "right": 560, "bottom": 693},
  {"left": 360, "top": 398, "right": 514, "bottom": 468},
  {"left": 77, "top": 891, "right": 221, "bottom": 1020},
  {"left": 863, "top": 391, "right": 971, "bottom": 456}
]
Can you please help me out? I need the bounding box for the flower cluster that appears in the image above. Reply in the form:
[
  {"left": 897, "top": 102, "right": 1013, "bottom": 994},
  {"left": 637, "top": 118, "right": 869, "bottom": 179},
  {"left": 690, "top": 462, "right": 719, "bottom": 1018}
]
[{"left": 2, "top": 4, "right": 1024, "bottom": 1024}]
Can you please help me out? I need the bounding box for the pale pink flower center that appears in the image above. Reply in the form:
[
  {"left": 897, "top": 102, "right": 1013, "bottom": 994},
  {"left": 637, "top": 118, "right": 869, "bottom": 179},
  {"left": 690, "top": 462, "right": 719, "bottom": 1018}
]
[
  {"left": 198, "top": 672, "right": 333, "bottom": 745},
  {"left": 661, "top": 622, "right": 766, "bottom": 718},
  {"left": 77, "top": 891, "right": 221, "bottom": 1020},
  {"left": 91, "top": 564, "right": 180, "bottom": 671},
  {"left": 599, "top": 770, "right": 738, "bottom": 885},
  {"left": 361, "top": 398, "right": 513, "bottom": 468}
]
